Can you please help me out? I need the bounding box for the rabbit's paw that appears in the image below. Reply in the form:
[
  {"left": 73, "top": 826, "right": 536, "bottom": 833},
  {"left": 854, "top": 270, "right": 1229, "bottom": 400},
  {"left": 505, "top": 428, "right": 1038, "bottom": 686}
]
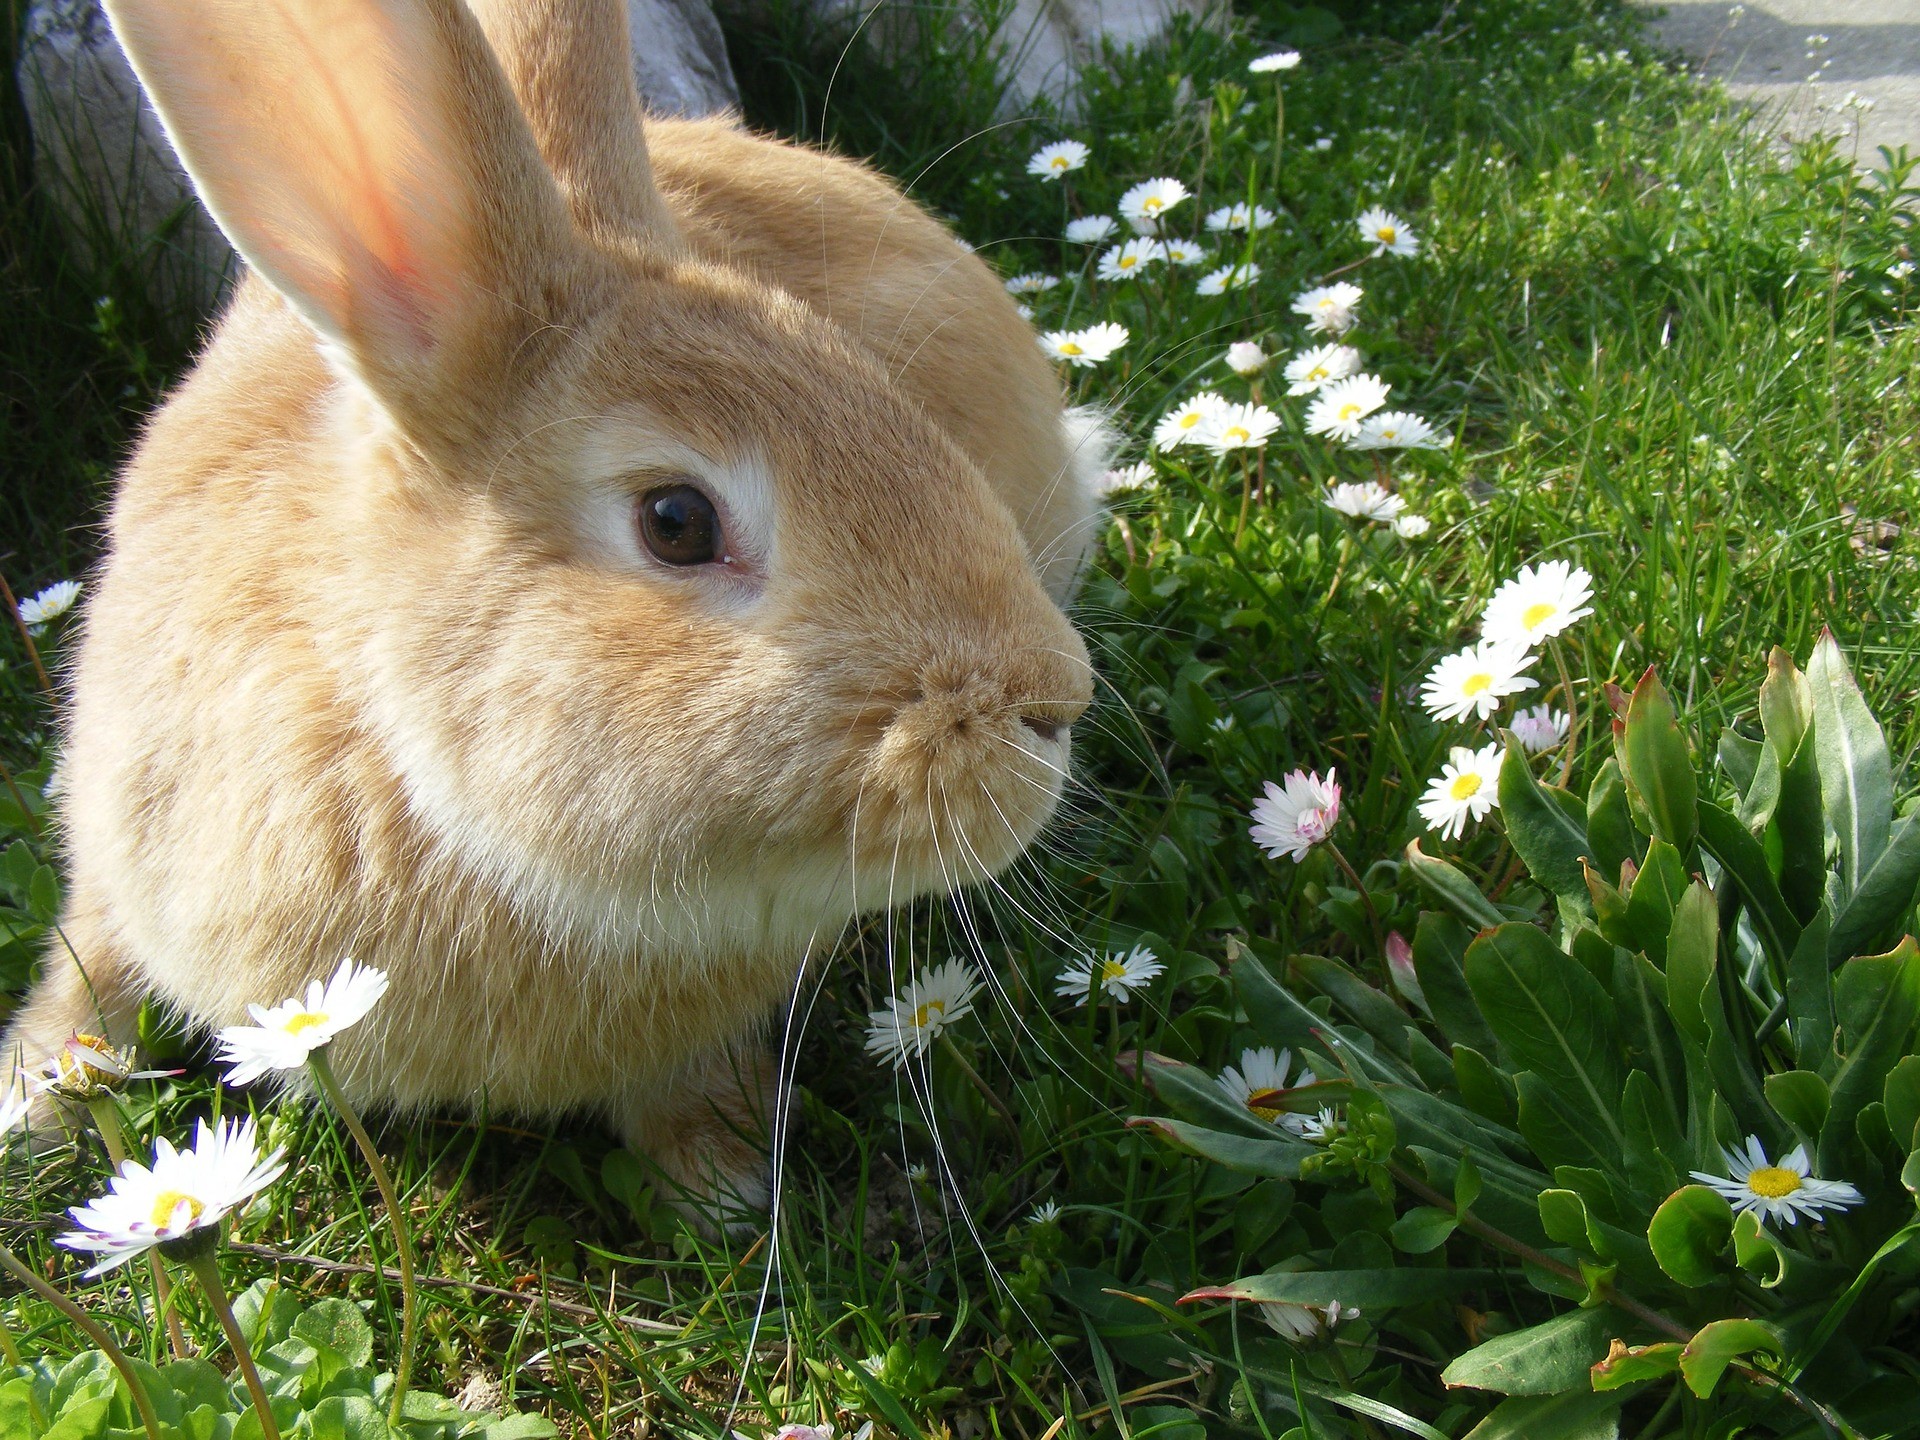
[{"left": 613, "top": 1048, "right": 773, "bottom": 1232}]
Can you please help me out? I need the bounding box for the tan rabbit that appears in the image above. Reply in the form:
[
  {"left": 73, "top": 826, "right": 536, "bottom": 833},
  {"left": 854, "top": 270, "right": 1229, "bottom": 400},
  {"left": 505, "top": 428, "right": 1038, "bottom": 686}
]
[{"left": 3, "top": 0, "right": 1109, "bottom": 1206}]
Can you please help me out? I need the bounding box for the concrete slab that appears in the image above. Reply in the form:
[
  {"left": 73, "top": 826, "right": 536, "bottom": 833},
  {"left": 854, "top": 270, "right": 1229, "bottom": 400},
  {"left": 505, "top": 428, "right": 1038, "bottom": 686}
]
[{"left": 1641, "top": 1, "right": 1920, "bottom": 166}]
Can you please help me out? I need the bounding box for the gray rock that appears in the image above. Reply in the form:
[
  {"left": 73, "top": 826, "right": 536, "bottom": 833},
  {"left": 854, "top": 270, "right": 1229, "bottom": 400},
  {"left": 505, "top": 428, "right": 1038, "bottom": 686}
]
[
  {"left": 628, "top": 0, "right": 742, "bottom": 117},
  {"left": 995, "top": 0, "right": 1217, "bottom": 111}
]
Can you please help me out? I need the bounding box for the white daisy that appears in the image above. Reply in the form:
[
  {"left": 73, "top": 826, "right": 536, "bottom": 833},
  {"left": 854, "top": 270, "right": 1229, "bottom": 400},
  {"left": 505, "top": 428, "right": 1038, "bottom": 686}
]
[
  {"left": 1159, "top": 237, "right": 1212, "bottom": 267},
  {"left": 1356, "top": 206, "right": 1419, "bottom": 257},
  {"left": 1292, "top": 282, "right": 1363, "bottom": 335},
  {"left": 1349, "top": 411, "right": 1443, "bottom": 450},
  {"left": 1304, "top": 373, "right": 1390, "bottom": 439},
  {"left": 1039, "top": 322, "right": 1129, "bottom": 368},
  {"left": 1248, "top": 50, "right": 1302, "bottom": 73},
  {"left": 58, "top": 1117, "right": 288, "bottom": 1275},
  {"left": 1421, "top": 640, "right": 1539, "bottom": 723},
  {"left": 1015, "top": 304, "right": 1033, "bottom": 321},
  {"left": 1027, "top": 140, "right": 1090, "bottom": 181},
  {"left": 1249, "top": 768, "right": 1340, "bottom": 862},
  {"left": 1096, "top": 237, "right": 1167, "bottom": 281},
  {"left": 1511, "top": 704, "right": 1570, "bottom": 754},
  {"left": 1313, "top": 137, "right": 1334, "bottom": 152},
  {"left": 1056, "top": 945, "right": 1164, "bottom": 1004},
  {"left": 1004, "top": 273, "right": 1061, "bottom": 295},
  {"left": 1417, "top": 743, "right": 1504, "bottom": 839},
  {"left": 1393, "top": 514, "right": 1432, "bottom": 539},
  {"left": 35, "top": 1033, "right": 177, "bottom": 1102},
  {"left": 1260, "top": 1298, "right": 1358, "bottom": 1341},
  {"left": 863, "top": 959, "right": 985, "bottom": 1067},
  {"left": 215, "top": 959, "right": 391, "bottom": 1086},
  {"left": 1065, "top": 214, "right": 1119, "bottom": 243},
  {"left": 1196, "top": 401, "right": 1282, "bottom": 454},
  {"left": 1094, "top": 461, "right": 1156, "bottom": 495},
  {"left": 1118, "top": 177, "right": 1189, "bottom": 232},
  {"left": 1217, "top": 1047, "right": 1319, "bottom": 1134},
  {"left": 1197, "top": 262, "right": 1260, "bottom": 295},
  {"left": 1029, "top": 1200, "right": 1062, "bottom": 1225},
  {"left": 0, "top": 1084, "right": 30, "bottom": 1148},
  {"left": 1692, "top": 1137, "right": 1863, "bottom": 1226},
  {"left": 1324, "top": 481, "right": 1404, "bottom": 523},
  {"left": 1295, "top": 1108, "right": 1343, "bottom": 1143},
  {"left": 1152, "top": 391, "right": 1229, "bottom": 450},
  {"left": 1284, "top": 343, "right": 1362, "bottom": 395},
  {"left": 19, "top": 580, "right": 82, "bottom": 635},
  {"left": 1479, "top": 560, "right": 1595, "bottom": 647},
  {"left": 1204, "top": 202, "right": 1277, "bottom": 233},
  {"left": 1224, "top": 341, "right": 1269, "bottom": 375}
]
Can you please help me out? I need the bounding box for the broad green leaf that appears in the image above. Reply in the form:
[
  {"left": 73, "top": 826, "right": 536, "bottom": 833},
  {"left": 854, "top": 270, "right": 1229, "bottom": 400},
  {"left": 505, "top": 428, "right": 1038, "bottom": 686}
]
[
  {"left": 1291, "top": 954, "right": 1447, "bottom": 1075},
  {"left": 1453, "top": 1044, "right": 1518, "bottom": 1128},
  {"left": 479, "top": 1418, "right": 561, "bottom": 1440},
  {"left": 1661, "top": 882, "right": 1718, "bottom": 1046},
  {"left": 1773, "top": 726, "right": 1827, "bottom": 925},
  {"left": 1389, "top": 1205, "right": 1457, "bottom": 1254},
  {"left": 1830, "top": 807, "right": 1920, "bottom": 963},
  {"left": 1647, "top": 1185, "right": 1733, "bottom": 1287},
  {"left": 1719, "top": 730, "right": 1762, "bottom": 809},
  {"left": 1764, "top": 1070, "right": 1829, "bottom": 1143},
  {"left": 1128, "top": 1116, "right": 1308, "bottom": 1178},
  {"left": 1583, "top": 861, "right": 1633, "bottom": 950},
  {"left": 1625, "top": 839, "right": 1688, "bottom": 966},
  {"left": 1414, "top": 912, "right": 1497, "bottom": 1056},
  {"left": 1515, "top": 1072, "right": 1625, "bottom": 1183},
  {"left": 1807, "top": 630, "right": 1893, "bottom": 897},
  {"left": 1621, "top": 1071, "right": 1683, "bottom": 1202},
  {"left": 232, "top": 1280, "right": 301, "bottom": 1354},
  {"left": 1759, "top": 645, "right": 1813, "bottom": 757},
  {"left": 1585, "top": 759, "right": 1641, "bottom": 880},
  {"left": 1442, "top": 1309, "right": 1617, "bottom": 1396},
  {"left": 1697, "top": 800, "right": 1800, "bottom": 964},
  {"left": 1405, "top": 839, "right": 1505, "bottom": 929},
  {"left": 306, "top": 1395, "right": 392, "bottom": 1440},
  {"left": 1455, "top": 1152, "right": 1484, "bottom": 1212},
  {"left": 1537, "top": 1189, "right": 1603, "bottom": 1257},
  {"left": 292, "top": 1299, "right": 375, "bottom": 1370},
  {"left": 1885, "top": 1056, "right": 1920, "bottom": 1151},
  {"left": 1461, "top": 1391, "right": 1622, "bottom": 1440},
  {"left": 1730, "top": 1210, "right": 1788, "bottom": 1288},
  {"left": 1820, "top": 939, "right": 1920, "bottom": 1174},
  {"left": 1145, "top": 1055, "right": 1302, "bottom": 1139},
  {"left": 1464, "top": 924, "right": 1626, "bottom": 1147},
  {"left": 1612, "top": 958, "right": 1685, "bottom": 1137},
  {"left": 1184, "top": 1266, "right": 1500, "bottom": 1308},
  {"left": 1233, "top": 951, "right": 1333, "bottom": 1059},
  {"left": 1499, "top": 739, "right": 1591, "bottom": 905},
  {"left": 1677, "top": 1318, "right": 1781, "bottom": 1398},
  {"left": 1589, "top": 1340, "right": 1682, "bottom": 1391},
  {"left": 1622, "top": 668, "right": 1697, "bottom": 850},
  {"left": 1786, "top": 906, "right": 1837, "bottom": 1074}
]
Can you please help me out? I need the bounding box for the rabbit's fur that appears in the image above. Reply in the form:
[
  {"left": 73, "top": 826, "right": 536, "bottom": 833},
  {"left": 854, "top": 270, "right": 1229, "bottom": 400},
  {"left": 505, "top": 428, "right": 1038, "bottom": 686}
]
[{"left": 3, "top": 0, "right": 1107, "bottom": 1205}]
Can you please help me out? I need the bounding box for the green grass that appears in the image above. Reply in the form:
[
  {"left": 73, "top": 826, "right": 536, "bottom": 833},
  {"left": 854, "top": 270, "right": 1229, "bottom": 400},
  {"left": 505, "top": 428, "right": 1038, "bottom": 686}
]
[{"left": 4, "top": 0, "right": 1920, "bottom": 1435}]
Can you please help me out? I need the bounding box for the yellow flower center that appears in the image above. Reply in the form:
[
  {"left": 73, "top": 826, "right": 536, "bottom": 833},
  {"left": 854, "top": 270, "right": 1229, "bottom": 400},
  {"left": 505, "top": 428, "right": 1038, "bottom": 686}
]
[
  {"left": 1050, "top": 156, "right": 1070, "bottom": 169},
  {"left": 57, "top": 1034, "right": 119, "bottom": 1086},
  {"left": 1461, "top": 673, "right": 1492, "bottom": 696},
  {"left": 1223, "top": 426, "right": 1250, "bottom": 444},
  {"left": 1747, "top": 1166, "right": 1803, "bottom": 1199},
  {"left": 1377, "top": 226, "right": 1396, "bottom": 242},
  {"left": 1142, "top": 198, "right": 1164, "bottom": 213},
  {"left": 150, "top": 1190, "right": 205, "bottom": 1229},
  {"left": 1058, "top": 341, "right": 1083, "bottom": 356},
  {"left": 282, "top": 1011, "right": 329, "bottom": 1036},
  {"left": 1522, "top": 601, "right": 1558, "bottom": 629},
  {"left": 1307, "top": 365, "right": 1328, "bottom": 380},
  {"left": 1101, "top": 959, "right": 1130, "bottom": 983},
  {"left": 910, "top": 999, "right": 947, "bottom": 1030},
  {"left": 1337, "top": 402, "right": 1364, "bottom": 420},
  {"left": 1179, "top": 412, "right": 1203, "bottom": 430},
  {"left": 1448, "top": 772, "right": 1483, "bottom": 801},
  {"left": 1119, "top": 256, "right": 1137, "bottom": 269}
]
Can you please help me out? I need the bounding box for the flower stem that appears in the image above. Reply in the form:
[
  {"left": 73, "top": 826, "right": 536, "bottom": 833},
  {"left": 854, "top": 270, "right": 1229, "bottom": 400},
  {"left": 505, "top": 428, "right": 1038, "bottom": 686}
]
[
  {"left": 936, "top": 1033, "right": 1023, "bottom": 1162},
  {"left": 0, "top": 1244, "right": 163, "bottom": 1440},
  {"left": 308, "top": 1048, "right": 417, "bottom": 1424},
  {"left": 180, "top": 1247, "right": 280, "bottom": 1440},
  {"left": 1325, "top": 841, "right": 1384, "bottom": 955},
  {"left": 84, "top": 1097, "right": 189, "bottom": 1360},
  {"left": 1550, "top": 638, "right": 1581, "bottom": 788},
  {"left": 1269, "top": 82, "right": 1286, "bottom": 198},
  {"left": 0, "top": 574, "right": 52, "bottom": 696}
]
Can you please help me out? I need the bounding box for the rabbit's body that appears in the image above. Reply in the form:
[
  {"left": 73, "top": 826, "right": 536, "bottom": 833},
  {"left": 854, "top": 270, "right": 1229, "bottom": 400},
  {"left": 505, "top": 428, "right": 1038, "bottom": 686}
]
[{"left": 4, "top": 0, "right": 1102, "bottom": 1203}]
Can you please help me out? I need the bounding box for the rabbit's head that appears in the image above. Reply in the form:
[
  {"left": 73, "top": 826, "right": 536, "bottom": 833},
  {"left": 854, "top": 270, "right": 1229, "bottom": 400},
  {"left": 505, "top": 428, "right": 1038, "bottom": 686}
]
[{"left": 105, "top": 0, "right": 1092, "bottom": 958}]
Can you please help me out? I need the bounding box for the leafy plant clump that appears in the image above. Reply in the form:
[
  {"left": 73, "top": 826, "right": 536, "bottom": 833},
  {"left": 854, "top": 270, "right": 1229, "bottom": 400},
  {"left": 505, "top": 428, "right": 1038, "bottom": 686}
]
[{"left": 1144, "top": 636, "right": 1920, "bottom": 1437}]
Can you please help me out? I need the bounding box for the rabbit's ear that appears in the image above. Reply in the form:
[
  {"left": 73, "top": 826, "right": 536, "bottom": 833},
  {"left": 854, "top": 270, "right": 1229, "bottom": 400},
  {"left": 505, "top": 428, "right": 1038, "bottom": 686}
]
[
  {"left": 464, "top": 0, "right": 682, "bottom": 243},
  {"left": 102, "top": 0, "right": 580, "bottom": 424}
]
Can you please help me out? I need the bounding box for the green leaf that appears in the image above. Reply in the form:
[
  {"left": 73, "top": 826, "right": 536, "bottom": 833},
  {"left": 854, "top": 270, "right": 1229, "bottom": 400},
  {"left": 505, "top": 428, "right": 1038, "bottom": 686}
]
[
  {"left": 1625, "top": 839, "right": 1689, "bottom": 966},
  {"left": 1830, "top": 807, "right": 1920, "bottom": 962},
  {"left": 1720, "top": 731, "right": 1762, "bottom": 810},
  {"left": 1405, "top": 839, "right": 1505, "bottom": 929},
  {"left": 1461, "top": 1391, "right": 1622, "bottom": 1440},
  {"left": 1537, "top": 1189, "right": 1603, "bottom": 1257},
  {"left": 1697, "top": 800, "right": 1800, "bottom": 965},
  {"left": 1145, "top": 1054, "right": 1307, "bottom": 1139},
  {"left": 1453, "top": 1044, "right": 1518, "bottom": 1127},
  {"left": 1647, "top": 1185, "right": 1733, "bottom": 1287},
  {"left": 1820, "top": 939, "right": 1920, "bottom": 1174},
  {"left": 1621, "top": 668, "right": 1697, "bottom": 851},
  {"left": 1786, "top": 906, "right": 1837, "bottom": 1074},
  {"left": 1662, "top": 882, "right": 1718, "bottom": 1046},
  {"left": 1677, "top": 1318, "right": 1781, "bottom": 1398},
  {"left": 231, "top": 1280, "right": 301, "bottom": 1355},
  {"left": 1589, "top": 1340, "right": 1682, "bottom": 1391},
  {"left": 1442, "top": 1309, "right": 1618, "bottom": 1396},
  {"left": 306, "top": 1395, "right": 392, "bottom": 1440},
  {"left": 1774, "top": 727, "right": 1828, "bottom": 924},
  {"left": 1763, "top": 1070, "right": 1829, "bottom": 1142},
  {"left": 1183, "top": 1267, "right": 1500, "bottom": 1308},
  {"left": 1515, "top": 1073, "right": 1623, "bottom": 1182},
  {"left": 1499, "top": 739, "right": 1591, "bottom": 905},
  {"left": 479, "top": 1418, "right": 562, "bottom": 1440},
  {"left": 1885, "top": 1056, "right": 1920, "bottom": 1151},
  {"left": 1455, "top": 1152, "right": 1484, "bottom": 1213},
  {"left": 1414, "top": 912, "right": 1498, "bottom": 1056},
  {"left": 25, "top": 864, "right": 60, "bottom": 924},
  {"left": 1621, "top": 1071, "right": 1683, "bottom": 1201},
  {"left": 292, "top": 1299, "right": 374, "bottom": 1370},
  {"left": 1730, "top": 1210, "right": 1788, "bottom": 1288},
  {"left": 1389, "top": 1205, "right": 1457, "bottom": 1254},
  {"left": 1612, "top": 957, "right": 1685, "bottom": 1139},
  {"left": 1464, "top": 925, "right": 1626, "bottom": 1151},
  {"left": 1128, "top": 1117, "right": 1309, "bottom": 1178},
  {"left": 1807, "top": 630, "right": 1893, "bottom": 897},
  {"left": 1759, "top": 645, "right": 1813, "bottom": 758},
  {"left": 1585, "top": 759, "right": 1640, "bottom": 882},
  {"left": 1583, "top": 861, "right": 1633, "bottom": 950}
]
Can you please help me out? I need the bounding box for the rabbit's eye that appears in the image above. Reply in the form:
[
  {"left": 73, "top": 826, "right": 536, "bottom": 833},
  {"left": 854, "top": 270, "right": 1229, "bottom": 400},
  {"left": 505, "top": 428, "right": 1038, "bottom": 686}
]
[{"left": 636, "top": 482, "right": 721, "bottom": 566}]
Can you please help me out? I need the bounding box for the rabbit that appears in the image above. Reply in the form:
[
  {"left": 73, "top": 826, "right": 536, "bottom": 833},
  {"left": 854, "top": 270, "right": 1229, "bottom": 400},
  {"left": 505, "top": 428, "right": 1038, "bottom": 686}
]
[{"left": 2, "top": 0, "right": 1113, "bottom": 1209}]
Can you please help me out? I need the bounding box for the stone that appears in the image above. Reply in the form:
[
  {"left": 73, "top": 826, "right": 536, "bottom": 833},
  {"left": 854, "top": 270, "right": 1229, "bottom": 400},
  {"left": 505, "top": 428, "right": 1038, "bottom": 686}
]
[
  {"left": 628, "top": 0, "right": 743, "bottom": 118},
  {"left": 995, "top": 0, "right": 1216, "bottom": 111}
]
